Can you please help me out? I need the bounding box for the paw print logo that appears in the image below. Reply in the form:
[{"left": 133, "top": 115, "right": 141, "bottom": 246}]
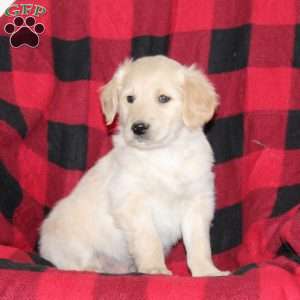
[{"left": 4, "top": 16, "right": 45, "bottom": 48}]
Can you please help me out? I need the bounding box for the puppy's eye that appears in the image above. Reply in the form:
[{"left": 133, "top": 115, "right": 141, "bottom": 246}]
[
  {"left": 127, "top": 95, "right": 135, "bottom": 103},
  {"left": 158, "top": 95, "right": 171, "bottom": 104}
]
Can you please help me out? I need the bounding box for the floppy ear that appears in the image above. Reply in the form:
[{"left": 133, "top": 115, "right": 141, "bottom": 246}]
[
  {"left": 100, "top": 77, "right": 119, "bottom": 125},
  {"left": 182, "top": 65, "right": 219, "bottom": 128},
  {"left": 99, "top": 59, "right": 132, "bottom": 125}
]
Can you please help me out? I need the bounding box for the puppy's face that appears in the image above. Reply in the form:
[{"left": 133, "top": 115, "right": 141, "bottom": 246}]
[{"left": 100, "top": 56, "right": 218, "bottom": 149}]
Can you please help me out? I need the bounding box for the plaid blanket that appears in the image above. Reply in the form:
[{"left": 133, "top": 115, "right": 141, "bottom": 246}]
[{"left": 1, "top": 0, "right": 300, "bottom": 299}]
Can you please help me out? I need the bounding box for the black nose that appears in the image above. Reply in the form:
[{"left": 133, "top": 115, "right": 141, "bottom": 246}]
[{"left": 131, "top": 122, "right": 150, "bottom": 136}]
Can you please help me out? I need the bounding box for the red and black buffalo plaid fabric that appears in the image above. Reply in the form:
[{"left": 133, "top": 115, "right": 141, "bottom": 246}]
[{"left": 0, "top": 0, "right": 300, "bottom": 299}]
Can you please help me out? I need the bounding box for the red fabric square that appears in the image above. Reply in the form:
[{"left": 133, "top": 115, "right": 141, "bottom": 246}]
[
  {"left": 93, "top": 275, "right": 149, "bottom": 300},
  {"left": 90, "top": 0, "right": 133, "bottom": 39},
  {"left": 0, "top": 72, "right": 16, "bottom": 104},
  {"left": 13, "top": 195, "right": 44, "bottom": 251},
  {"left": 213, "top": 247, "right": 241, "bottom": 271},
  {"left": 213, "top": 0, "right": 251, "bottom": 28},
  {"left": 205, "top": 270, "right": 259, "bottom": 299},
  {"left": 215, "top": 159, "right": 243, "bottom": 209},
  {"left": 12, "top": 36, "right": 52, "bottom": 73},
  {"left": 91, "top": 39, "right": 130, "bottom": 81},
  {"left": 51, "top": 0, "right": 90, "bottom": 39},
  {"left": 251, "top": 0, "right": 296, "bottom": 25},
  {"left": 46, "top": 164, "right": 82, "bottom": 207},
  {"left": 133, "top": 1, "right": 173, "bottom": 36},
  {"left": 22, "top": 116, "right": 48, "bottom": 162},
  {"left": 249, "top": 25, "right": 294, "bottom": 67},
  {"left": 212, "top": 70, "right": 247, "bottom": 118},
  {"left": 297, "top": 1, "right": 300, "bottom": 23},
  {"left": 46, "top": 80, "right": 90, "bottom": 124},
  {"left": 36, "top": 271, "right": 98, "bottom": 299},
  {"left": 282, "top": 150, "right": 300, "bottom": 187},
  {"left": 244, "top": 112, "right": 287, "bottom": 154},
  {"left": 87, "top": 80, "right": 107, "bottom": 129},
  {"left": 259, "top": 264, "right": 300, "bottom": 299},
  {"left": 169, "top": 31, "right": 211, "bottom": 69},
  {"left": 0, "top": 245, "right": 32, "bottom": 263},
  {"left": 1, "top": 270, "right": 42, "bottom": 299},
  {"left": 241, "top": 150, "right": 284, "bottom": 197},
  {"left": 87, "top": 81, "right": 112, "bottom": 167},
  {"left": 0, "top": 214, "right": 13, "bottom": 246},
  {"left": 11, "top": 222, "right": 35, "bottom": 251},
  {"left": 17, "top": 144, "right": 48, "bottom": 205},
  {"left": 166, "top": 242, "right": 189, "bottom": 276},
  {"left": 245, "top": 68, "right": 291, "bottom": 112},
  {"left": 290, "top": 69, "right": 300, "bottom": 109},
  {"left": 14, "top": 72, "right": 54, "bottom": 110},
  {"left": 35, "top": 0, "right": 52, "bottom": 35},
  {"left": 237, "top": 218, "right": 285, "bottom": 265},
  {"left": 243, "top": 188, "right": 277, "bottom": 232},
  {"left": 146, "top": 276, "right": 206, "bottom": 299},
  {"left": 173, "top": 0, "right": 214, "bottom": 31}
]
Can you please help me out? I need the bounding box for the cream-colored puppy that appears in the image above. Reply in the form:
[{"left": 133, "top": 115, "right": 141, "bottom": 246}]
[{"left": 39, "top": 55, "right": 229, "bottom": 277}]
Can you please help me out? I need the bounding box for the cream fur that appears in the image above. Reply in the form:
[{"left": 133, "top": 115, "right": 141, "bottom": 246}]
[{"left": 39, "top": 55, "right": 229, "bottom": 277}]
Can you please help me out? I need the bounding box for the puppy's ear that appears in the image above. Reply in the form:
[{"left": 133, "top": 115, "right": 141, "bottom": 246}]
[
  {"left": 182, "top": 65, "right": 219, "bottom": 128},
  {"left": 99, "top": 58, "right": 132, "bottom": 125}
]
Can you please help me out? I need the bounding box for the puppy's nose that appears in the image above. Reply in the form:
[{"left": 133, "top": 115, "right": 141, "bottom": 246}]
[{"left": 131, "top": 122, "right": 150, "bottom": 136}]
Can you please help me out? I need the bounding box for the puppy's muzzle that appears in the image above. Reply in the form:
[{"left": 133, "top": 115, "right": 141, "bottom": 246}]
[{"left": 131, "top": 122, "right": 150, "bottom": 136}]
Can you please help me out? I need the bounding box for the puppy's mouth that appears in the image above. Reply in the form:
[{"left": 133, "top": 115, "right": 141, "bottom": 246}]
[
  {"left": 134, "top": 133, "right": 149, "bottom": 142},
  {"left": 125, "top": 131, "right": 173, "bottom": 150},
  {"left": 123, "top": 129, "right": 158, "bottom": 149},
  {"left": 130, "top": 133, "right": 152, "bottom": 146}
]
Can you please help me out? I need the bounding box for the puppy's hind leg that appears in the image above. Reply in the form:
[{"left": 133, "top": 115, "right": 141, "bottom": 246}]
[
  {"left": 95, "top": 254, "right": 136, "bottom": 274},
  {"left": 40, "top": 235, "right": 103, "bottom": 273}
]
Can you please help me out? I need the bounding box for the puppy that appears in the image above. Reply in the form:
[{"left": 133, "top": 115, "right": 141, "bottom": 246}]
[{"left": 39, "top": 55, "right": 229, "bottom": 277}]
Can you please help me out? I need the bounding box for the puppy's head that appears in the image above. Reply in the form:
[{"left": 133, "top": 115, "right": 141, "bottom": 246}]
[{"left": 100, "top": 55, "right": 218, "bottom": 149}]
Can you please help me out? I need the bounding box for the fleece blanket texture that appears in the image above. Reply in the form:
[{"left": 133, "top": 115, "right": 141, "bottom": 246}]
[{"left": 0, "top": 0, "right": 300, "bottom": 299}]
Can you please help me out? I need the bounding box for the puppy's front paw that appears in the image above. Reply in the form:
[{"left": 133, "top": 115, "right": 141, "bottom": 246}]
[
  {"left": 191, "top": 265, "right": 230, "bottom": 277},
  {"left": 139, "top": 266, "right": 172, "bottom": 275},
  {"left": 192, "top": 269, "right": 230, "bottom": 277}
]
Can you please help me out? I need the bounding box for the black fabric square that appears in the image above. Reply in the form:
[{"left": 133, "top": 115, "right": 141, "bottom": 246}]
[
  {"left": 277, "top": 242, "right": 297, "bottom": 258},
  {"left": 233, "top": 263, "right": 257, "bottom": 275},
  {"left": 206, "top": 114, "right": 244, "bottom": 164},
  {"left": 210, "top": 203, "right": 242, "bottom": 254},
  {"left": 208, "top": 24, "right": 251, "bottom": 73},
  {"left": 293, "top": 25, "right": 300, "bottom": 67},
  {"left": 52, "top": 38, "right": 90, "bottom": 81},
  {"left": 43, "top": 205, "right": 51, "bottom": 217},
  {"left": 30, "top": 253, "right": 54, "bottom": 267},
  {"left": 131, "top": 35, "right": 169, "bottom": 59},
  {"left": 0, "top": 36, "right": 12, "bottom": 71},
  {"left": 0, "top": 98, "right": 27, "bottom": 138},
  {"left": 0, "top": 162, "right": 22, "bottom": 221},
  {"left": 48, "top": 121, "right": 88, "bottom": 170},
  {"left": 271, "top": 184, "right": 300, "bottom": 217},
  {"left": 0, "top": 258, "right": 47, "bottom": 272},
  {"left": 285, "top": 110, "right": 300, "bottom": 149}
]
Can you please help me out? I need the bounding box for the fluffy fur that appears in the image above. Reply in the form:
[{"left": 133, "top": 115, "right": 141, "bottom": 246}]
[{"left": 39, "top": 55, "right": 229, "bottom": 277}]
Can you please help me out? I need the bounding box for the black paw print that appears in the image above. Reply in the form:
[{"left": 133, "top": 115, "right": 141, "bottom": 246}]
[{"left": 4, "top": 16, "right": 45, "bottom": 48}]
